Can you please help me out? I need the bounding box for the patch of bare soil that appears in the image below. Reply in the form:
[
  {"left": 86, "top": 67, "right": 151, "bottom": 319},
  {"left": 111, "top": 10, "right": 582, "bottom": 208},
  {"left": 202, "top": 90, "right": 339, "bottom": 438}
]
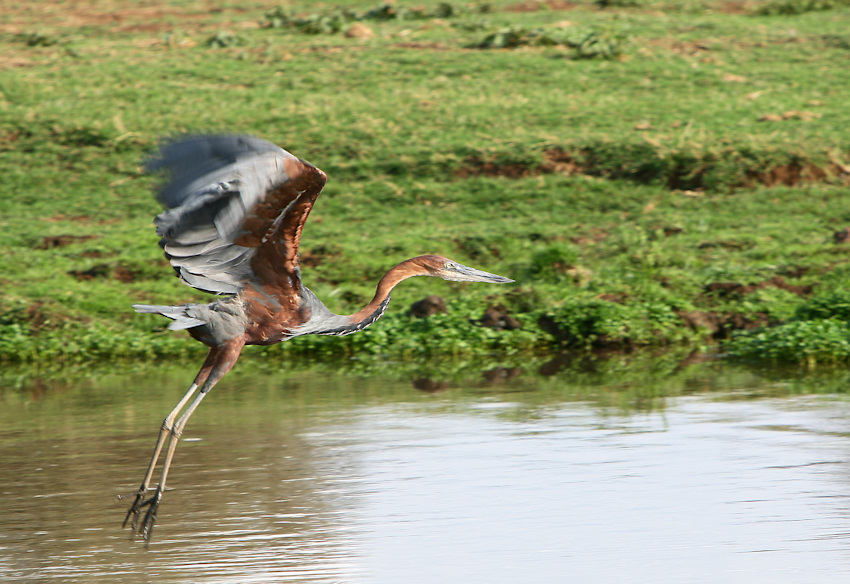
[
  {"left": 704, "top": 275, "right": 813, "bottom": 298},
  {"left": 455, "top": 148, "right": 583, "bottom": 179},
  {"left": 113, "top": 265, "right": 139, "bottom": 283},
  {"left": 506, "top": 0, "right": 580, "bottom": 12},
  {"left": 0, "top": 0, "right": 252, "bottom": 35},
  {"left": 394, "top": 41, "right": 451, "bottom": 50},
  {"left": 540, "top": 148, "right": 584, "bottom": 174},
  {"left": 537, "top": 313, "right": 630, "bottom": 348},
  {"left": 299, "top": 245, "right": 338, "bottom": 269},
  {"left": 456, "top": 147, "right": 849, "bottom": 191},
  {"left": 454, "top": 159, "right": 536, "bottom": 179},
  {"left": 698, "top": 240, "right": 754, "bottom": 251},
  {"left": 646, "top": 32, "right": 817, "bottom": 59},
  {"left": 68, "top": 264, "right": 111, "bottom": 280},
  {"left": 717, "top": 1, "right": 760, "bottom": 14},
  {"left": 0, "top": 55, "right": 39, "bottom": 70},
  {"left": 677, "top": 310, "right": 769, "bottom": 340},
  {"left": 834, "top": 227, "right": 850, "bottom": 243},
  {"left": 508, "top": 0, "right": 758, "bottom": 15},
  {"left": 67, "top": 262, "right": 142, "bottom": 282},
  {"left": 22, "top": 300, "right": 73, "bottom": 334},
  {"left": 646, "top": 38, "right": 713, "bottom": 56},
  {"left": 741, "top": 162, "right": 835, "bottom": 189},
  {"left": 569, "top": 228, "right": 610, "bottom": 246},
  {"left": 35, "top": 234, "right": 99, "bottom": 249}
]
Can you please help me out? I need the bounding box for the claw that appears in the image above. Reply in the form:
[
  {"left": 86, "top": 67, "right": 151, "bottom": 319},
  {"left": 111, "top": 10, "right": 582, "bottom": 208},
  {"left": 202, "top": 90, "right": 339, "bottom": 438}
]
[
  {"left": 138, "top": 487, "right": 163, "bottom": 543},
  {"left": 123, "top": 485, "right": 163, "bottom": 543},
  {"left": 122, "top": 488, "right": 148, "bottom": 531}
]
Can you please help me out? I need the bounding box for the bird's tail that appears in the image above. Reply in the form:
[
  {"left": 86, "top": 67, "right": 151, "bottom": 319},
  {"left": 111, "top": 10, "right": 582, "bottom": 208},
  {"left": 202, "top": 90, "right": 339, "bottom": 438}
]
[{"left": 132, "top": 304, "right": 206, "bottom": 331}]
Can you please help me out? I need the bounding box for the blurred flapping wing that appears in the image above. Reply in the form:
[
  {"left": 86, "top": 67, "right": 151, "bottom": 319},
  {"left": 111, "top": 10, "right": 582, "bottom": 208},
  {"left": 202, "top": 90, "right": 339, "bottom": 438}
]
[{"left": 149, "top": 135, "right": 326, "bottom": 297}]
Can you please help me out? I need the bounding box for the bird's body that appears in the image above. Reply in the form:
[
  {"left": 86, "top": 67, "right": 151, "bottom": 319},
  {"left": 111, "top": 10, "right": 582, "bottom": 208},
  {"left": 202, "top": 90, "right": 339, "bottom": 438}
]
[
  {"left": 135, "top": 254, "right": 453, "bottom": 346},
  {"left": 123, "top": 135, "right": 513, "bottom": 543}
]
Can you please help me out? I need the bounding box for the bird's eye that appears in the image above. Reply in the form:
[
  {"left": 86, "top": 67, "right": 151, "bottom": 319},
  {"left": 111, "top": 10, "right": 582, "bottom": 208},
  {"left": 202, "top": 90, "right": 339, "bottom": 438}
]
[{"left": 445, "top": 262, "right": 456, "bottom": 269}]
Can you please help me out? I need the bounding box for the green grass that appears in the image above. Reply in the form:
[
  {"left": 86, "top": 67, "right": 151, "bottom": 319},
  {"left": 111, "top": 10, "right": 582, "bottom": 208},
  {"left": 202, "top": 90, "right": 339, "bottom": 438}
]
[{"left": 1, "top": 0, "right": 850, "bottom": 364}]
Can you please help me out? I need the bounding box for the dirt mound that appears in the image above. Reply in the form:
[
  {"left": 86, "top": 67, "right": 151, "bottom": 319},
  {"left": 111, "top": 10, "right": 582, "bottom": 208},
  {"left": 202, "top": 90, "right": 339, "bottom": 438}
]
[
  {"left": 455, "top": 147, "right": 848, "bottom": 191},
  {"left": 409, "top": 295, "right": 447, "bottom": 318},
  {"left": 704, "top": 276, "right": 813, "bottom": 298},
  {"left": 479, "top": 305, "right": 522, "bottom": 330},
  {"left": 677, "top": 311, "right": 770, "bottom": 340}
]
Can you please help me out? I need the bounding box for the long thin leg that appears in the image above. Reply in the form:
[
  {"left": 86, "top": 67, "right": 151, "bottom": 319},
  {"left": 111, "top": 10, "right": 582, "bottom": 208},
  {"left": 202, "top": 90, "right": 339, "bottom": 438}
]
[
  {"left": 123, "top": 347, "right": 221, "bottom": 531},
  {"left": 130, "top": 340, "right": 245, "bottom": 543},
  {"left": 138, "top": 383, "right": 199, "bottom": 497},
  {"left": 135, "top": 383, "right": 213, "bottom": 540},
  {"left": 122, "top": 347, "right": 221, "bottom": 533},
  {"left": 123, "top": 382, "right": 199, "bottom": 530}
]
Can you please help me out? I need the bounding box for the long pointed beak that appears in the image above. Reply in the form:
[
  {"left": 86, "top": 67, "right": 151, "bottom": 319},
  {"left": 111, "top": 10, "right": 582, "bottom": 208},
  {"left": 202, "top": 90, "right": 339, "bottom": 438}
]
[{"left": 450, "top": 263, "right": 515, "bottom": 283}]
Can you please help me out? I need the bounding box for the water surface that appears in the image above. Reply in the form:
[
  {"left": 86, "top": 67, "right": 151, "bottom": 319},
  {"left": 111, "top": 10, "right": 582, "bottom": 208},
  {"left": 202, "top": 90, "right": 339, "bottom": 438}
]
[{"left": 1, "top": 358, "right": 849, "bottom": 583}]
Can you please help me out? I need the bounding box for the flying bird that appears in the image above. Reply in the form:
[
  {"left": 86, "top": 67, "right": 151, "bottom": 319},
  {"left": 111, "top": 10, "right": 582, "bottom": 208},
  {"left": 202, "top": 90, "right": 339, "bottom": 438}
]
[{"left": 123, "top": 135, "right": 513, "bottom": 542}]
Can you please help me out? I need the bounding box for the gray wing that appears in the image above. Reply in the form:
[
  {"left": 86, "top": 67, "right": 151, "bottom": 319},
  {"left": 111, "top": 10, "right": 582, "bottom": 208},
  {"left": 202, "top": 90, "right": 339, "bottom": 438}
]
[{"left": 149, "top": 134, "right": 326, "bottom": 295}]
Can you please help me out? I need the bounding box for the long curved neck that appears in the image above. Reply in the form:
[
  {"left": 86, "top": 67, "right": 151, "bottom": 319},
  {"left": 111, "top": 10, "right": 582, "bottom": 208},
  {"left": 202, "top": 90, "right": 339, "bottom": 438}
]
[
  {"left": 296, "top": 258, "right": 431, "bottom": 338},
  {"left": 345, "top": 258, "right": 427, "bottom": 327}
]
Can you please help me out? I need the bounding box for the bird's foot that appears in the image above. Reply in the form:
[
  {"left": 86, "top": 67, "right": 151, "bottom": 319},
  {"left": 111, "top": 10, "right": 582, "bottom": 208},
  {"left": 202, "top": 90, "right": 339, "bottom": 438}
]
[
  {"left": 122, "top": 487, "right": 148, "bottom": 532},
  {"left": 123, "top": 485, "right": 163, "bottom": 543},
  {"left": 138, "top": 487, "right": 163, "bottom": 543}
]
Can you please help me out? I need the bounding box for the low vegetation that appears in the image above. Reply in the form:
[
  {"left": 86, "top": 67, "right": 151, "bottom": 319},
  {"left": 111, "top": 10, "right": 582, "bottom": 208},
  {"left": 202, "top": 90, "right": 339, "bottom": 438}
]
[
  {"left": 758, "top": 0, "right": 850, "bottom": 15},
  {"left": 1, "top": 0, "right": 849, "bottom": 366}
]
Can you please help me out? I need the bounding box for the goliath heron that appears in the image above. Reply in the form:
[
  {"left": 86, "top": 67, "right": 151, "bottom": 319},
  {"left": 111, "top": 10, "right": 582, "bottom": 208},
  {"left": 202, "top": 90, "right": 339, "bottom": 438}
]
[{"left": 123, "top": 135, "right": 513, "bottom": 542}]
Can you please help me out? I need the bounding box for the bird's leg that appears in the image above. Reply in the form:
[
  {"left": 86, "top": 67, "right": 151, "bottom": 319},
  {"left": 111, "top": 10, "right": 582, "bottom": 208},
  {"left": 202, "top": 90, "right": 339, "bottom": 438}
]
[
  {"left": 136, "top": 384, "right": 213, "bottom": 541},
  {"left": 123, "top": 382, "right": 199, "bottom": 531},
  {"left": 124, "top": 346, "right": 222, "bottom": 536},
  {"left": 131, "top": 341, "right": 244, "bottom": 543}
]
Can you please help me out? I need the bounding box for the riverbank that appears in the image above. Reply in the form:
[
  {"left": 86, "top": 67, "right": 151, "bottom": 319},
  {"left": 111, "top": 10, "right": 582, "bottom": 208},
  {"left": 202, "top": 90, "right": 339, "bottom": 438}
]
[{"left": 2, "top": 0, "right": 849, "bottom": 365}]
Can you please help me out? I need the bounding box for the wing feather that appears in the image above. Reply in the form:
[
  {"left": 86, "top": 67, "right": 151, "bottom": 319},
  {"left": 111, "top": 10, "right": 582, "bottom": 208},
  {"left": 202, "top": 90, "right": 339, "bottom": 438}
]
[{"left": 147, "top": 134, "right": 326, "bottom": 296}]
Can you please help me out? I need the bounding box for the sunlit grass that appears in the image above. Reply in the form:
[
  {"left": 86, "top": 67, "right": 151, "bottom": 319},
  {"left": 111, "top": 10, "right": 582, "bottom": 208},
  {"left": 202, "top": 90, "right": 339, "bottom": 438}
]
[{"left": 1, "top": 0, "right": 849, "bottom": 363}]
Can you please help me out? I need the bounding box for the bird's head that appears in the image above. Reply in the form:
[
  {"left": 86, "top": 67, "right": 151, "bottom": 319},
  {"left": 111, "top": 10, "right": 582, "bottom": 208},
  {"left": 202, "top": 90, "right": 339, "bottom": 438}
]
[{"left": 413, "top": 255, "right": 514, "bottom": 284}]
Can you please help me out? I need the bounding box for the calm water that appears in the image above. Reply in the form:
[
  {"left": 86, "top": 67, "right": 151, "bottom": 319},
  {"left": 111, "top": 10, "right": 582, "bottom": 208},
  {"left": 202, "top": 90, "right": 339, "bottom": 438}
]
[{"left": 2, "top": 357, "right": 850, "bottom": 583}]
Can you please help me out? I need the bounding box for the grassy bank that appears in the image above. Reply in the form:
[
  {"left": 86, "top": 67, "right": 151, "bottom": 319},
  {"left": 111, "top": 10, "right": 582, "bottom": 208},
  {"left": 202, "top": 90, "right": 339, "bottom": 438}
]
[{"left": 1, "top": 0, "right": 849, "bottom": 365}]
